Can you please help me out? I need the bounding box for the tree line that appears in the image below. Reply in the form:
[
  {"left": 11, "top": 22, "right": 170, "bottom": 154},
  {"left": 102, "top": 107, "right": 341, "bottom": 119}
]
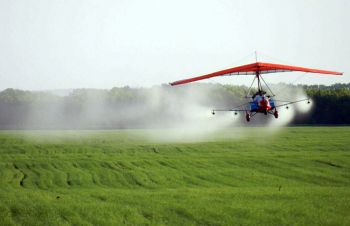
[{"left": 0, "top": 83, "right": 349, "bottom": 129}]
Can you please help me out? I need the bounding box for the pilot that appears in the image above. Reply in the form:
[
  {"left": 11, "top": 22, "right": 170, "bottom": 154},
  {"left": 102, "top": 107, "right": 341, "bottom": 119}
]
[
  {"left": 259, "top": 94, "right": 271, "bottom": 108},
  {"left": 253, "top": 91, "right": 263, "bottom": 104}
]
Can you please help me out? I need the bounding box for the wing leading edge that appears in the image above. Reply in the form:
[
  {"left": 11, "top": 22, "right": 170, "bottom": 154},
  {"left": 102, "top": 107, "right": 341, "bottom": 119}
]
[{"left": 170, "top": 62, "right": 343, "bottom": 86}]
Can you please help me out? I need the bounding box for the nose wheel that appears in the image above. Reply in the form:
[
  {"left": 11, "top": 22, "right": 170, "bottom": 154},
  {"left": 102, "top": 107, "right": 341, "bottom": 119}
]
[{"left": 245, "top": 112, "right": 251, "bottom": 122}]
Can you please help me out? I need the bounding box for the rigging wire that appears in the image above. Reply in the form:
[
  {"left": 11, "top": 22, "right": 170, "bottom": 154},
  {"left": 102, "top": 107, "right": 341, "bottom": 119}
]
[
  {"left": 257, "top": 51, "right": 295, "bottom": 65},
  {"left": 245, "top": 76, "right": 257, "bottom": 98},
  {"left": 207, "top": 51, "right": 256, "bottom": 85},
  {"left": 260, "top": 75, "right": 275, "bottom": 97}
]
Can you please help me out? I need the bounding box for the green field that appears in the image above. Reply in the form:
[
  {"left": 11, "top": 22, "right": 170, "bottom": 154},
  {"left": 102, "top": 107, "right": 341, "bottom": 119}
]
[{"left": 0, "top": 127, "right": 349, "bottom": 226}]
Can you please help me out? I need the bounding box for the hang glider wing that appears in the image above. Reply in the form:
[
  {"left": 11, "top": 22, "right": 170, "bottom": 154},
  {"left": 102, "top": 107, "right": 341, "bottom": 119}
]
[{"left": 170, "top": 62, "right": 343, "bottom": 86}]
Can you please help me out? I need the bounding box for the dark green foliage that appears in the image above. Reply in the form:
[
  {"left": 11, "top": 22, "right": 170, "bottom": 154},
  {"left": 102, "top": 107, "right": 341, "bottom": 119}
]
[
  {"left": 303, "top": 86, "right": 350, "bottom": 124},
  {"left": 0, "top": 83, "right": 349, "bottom": 128}
]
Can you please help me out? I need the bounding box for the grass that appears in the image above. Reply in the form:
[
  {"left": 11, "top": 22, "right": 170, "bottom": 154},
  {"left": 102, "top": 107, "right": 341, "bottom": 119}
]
[{"left": 0, "top": 127, "right": 349, "bottom": 225}]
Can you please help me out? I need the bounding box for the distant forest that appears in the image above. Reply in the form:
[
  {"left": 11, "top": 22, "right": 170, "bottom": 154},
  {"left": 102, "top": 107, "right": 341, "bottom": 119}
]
[{"left": 0, "top": 83, "right": 349, "bottom": 129}]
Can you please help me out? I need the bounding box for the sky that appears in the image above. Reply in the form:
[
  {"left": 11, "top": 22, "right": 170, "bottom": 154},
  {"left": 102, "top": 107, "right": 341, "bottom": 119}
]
[{"left": 0, "top": 0, "right": 349, "bottom": 90}]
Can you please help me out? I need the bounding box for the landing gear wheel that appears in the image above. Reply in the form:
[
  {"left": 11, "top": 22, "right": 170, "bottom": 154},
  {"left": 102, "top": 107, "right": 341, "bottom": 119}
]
[
  {"left": 274, "top": 110, "right": 279, "bottom": 119},
  {"left": 246, "top": 113, "right": 251, "bottom": 122}
]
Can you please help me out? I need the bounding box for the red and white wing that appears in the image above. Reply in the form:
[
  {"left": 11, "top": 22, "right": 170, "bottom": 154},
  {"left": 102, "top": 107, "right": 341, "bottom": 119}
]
[{"left": 170, "top": 62, "right": 343, "bottom": 86}]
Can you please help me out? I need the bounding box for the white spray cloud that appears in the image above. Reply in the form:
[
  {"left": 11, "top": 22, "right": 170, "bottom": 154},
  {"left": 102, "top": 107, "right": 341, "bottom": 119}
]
[
  {"left": 20, "top": 84, "right": 313, "bottom": 142},
  {"left": 143, "top": 84, "right": 240, "bottom": 142},
  {"left": 267, "top": 84, "right": 312, "bottom": 130}
]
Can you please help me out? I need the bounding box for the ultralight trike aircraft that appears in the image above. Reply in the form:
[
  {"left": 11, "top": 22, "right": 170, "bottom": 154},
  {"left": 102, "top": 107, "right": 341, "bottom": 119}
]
[{"left": 170, "top": 60, "right": 342, "bottom": 122}]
